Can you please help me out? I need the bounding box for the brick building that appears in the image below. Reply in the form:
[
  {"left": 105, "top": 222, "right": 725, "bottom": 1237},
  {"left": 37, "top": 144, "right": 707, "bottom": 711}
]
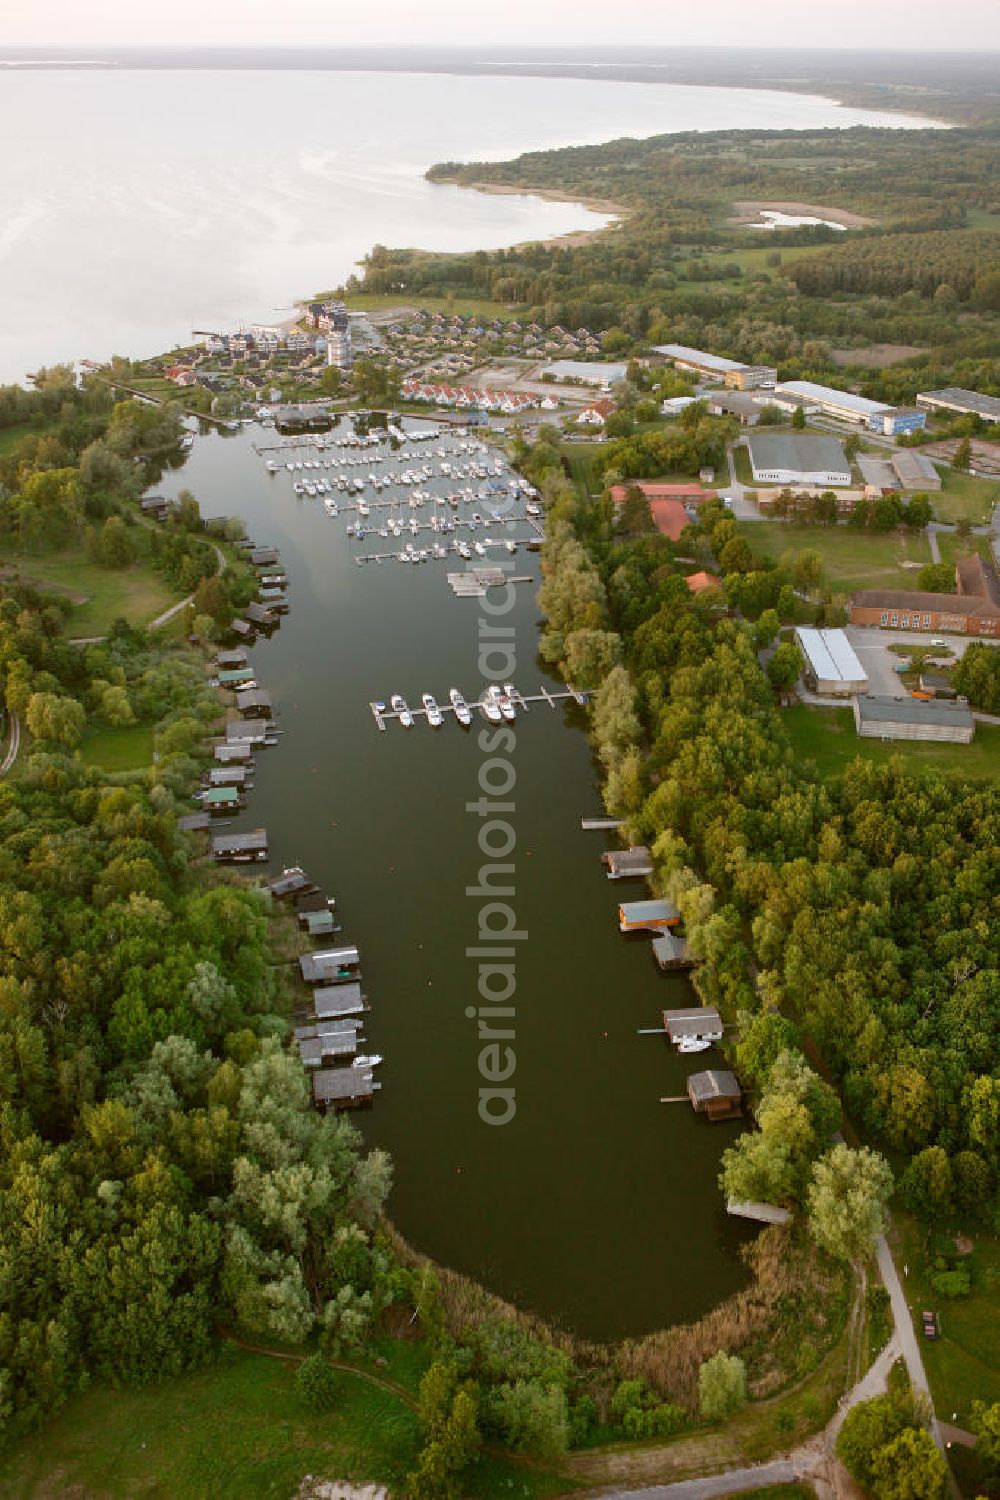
[{"left": 849, "top": 556, "right": 1000, "bottom": 637}]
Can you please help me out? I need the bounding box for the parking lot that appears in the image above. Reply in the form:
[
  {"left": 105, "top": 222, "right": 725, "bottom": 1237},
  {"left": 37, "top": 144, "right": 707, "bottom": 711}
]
[{"left": 845, "top": 624, "right": 973, "bottom": 698}]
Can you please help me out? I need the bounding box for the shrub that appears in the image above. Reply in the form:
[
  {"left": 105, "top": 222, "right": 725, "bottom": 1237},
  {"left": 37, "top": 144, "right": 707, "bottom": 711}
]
[
  {"left": 294, "top": 1353, "right": 338, "bottom": 1412},
  {"left": 698, "top": 1352, "right": 747, "bottom": 1423},
  {"left": 485, "top": 1379, "right": 569, "bottom": 1458},
  {"left": 930, "top": 1268, "right": 970, "bottom": 1299}
]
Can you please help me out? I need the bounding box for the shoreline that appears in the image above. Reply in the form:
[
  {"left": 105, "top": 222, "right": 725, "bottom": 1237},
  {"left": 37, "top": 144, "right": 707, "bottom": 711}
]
[{"left": 449, "top": 178, "right": 628, "bottom": 249}]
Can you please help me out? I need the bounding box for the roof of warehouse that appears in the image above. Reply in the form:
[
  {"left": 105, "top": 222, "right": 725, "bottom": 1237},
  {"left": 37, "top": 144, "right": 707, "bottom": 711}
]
[
  {"left": 796, "top": 628, "right": 867, "bottom": 684},
  {"left": 918, "top": 387, "right": 1000, "bottom": 420},
  {"left": 775, "top": 381, "right": 891, "bottom": 416},
  {"left": 855, "top": 695, "right": 973, "bottom": 727},
  {"left": 747, "top": 432, "right": 850, "bottom": 472},
  {"left": 651, "top": 343, "right": 748, "bottom": 373}
]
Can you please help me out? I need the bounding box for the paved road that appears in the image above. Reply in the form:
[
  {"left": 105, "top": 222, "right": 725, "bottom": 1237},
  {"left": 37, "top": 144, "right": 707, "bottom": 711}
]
[
  {"left": 875, "top": 1234, "right": 946, "bottom": 1455},
  {"left": 0, "top": 712, "right": 20, "bottom": 778},
  {"left": 590, "top": 1460, "right": 798, "bottom": 1500}
]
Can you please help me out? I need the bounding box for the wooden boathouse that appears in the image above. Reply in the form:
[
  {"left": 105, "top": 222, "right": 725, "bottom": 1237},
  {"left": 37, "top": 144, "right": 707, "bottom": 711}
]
[
  {"left": 226, "top": 717, "right": 270, "bottom": 746},
  {"left": 296, "top": 1023, "right": 361, "bottom": 1066},
  {"left": 212, "top": 828, "right": 268, "bottom": 864},
  {"left": 619, "top": 898, "right": 680, "bottom": 933},
  {"left": 215, "top": 742, "right": 253, "bottom": 764},
  {"left": 245, "top": 601, "right": 277, "bottom": 631},
  {"left": 662, "top": 1007, "right": 723, "bottom": 1046},
  {"left": 202, "top": 785, "right": 244, "bottom": 815},
  {"left": 178, "top": 811, "right": 211, "bottom": 834},
  {"left": 602, "top": 846, "right": 654, "bottom": 879},
  {"left": 217, "top": 648, "right": 249, "bottom": 670},
  {"left": 687, "top": 1069, "right": 742, "bottom": 1120},
  {"left": 651, "top": 932, "right": 694, "bottom": 971},
  {"left": 265, "top": 867, "right": 317, "bottom": 901},
  {"left": 236, "top": 687, "right": 273, "bottom": 718},
  {"left": 312, "top": 982, "right": 365, "bottom": 1021},
  {"left": 300, "top": 946, "right": 361, "bottom": 985},
  {"left": 208, "top": 766, "right": 248, "bottom": 789},
  {"left": 312, "top": 1066, "right": 375, "bottom": 1112}
]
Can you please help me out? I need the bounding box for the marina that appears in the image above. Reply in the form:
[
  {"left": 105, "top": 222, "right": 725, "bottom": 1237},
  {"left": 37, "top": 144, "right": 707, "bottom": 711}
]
[{"left": 156, "top": 413, "right": 755, "bottom": 1340}]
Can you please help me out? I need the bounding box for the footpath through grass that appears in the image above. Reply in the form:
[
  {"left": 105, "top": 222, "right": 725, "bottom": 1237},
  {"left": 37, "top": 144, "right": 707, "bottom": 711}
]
[
  {"left": 0, "top": 551, "right": 180, "bottom": 636},
  {"left": 0, "top": 1344, "right": 572, "bottom": 1500},
  {"left": 782, "top": 705, "right": 1000, "bottom": 782},
  {"left": 741, "top": 522, "right": 930, "bottom": 593}
]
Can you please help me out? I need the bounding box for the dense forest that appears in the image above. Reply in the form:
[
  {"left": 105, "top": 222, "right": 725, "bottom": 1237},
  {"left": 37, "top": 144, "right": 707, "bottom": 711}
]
[{"left": 517, "top": 430, "right": 998, "bottom": 1228}]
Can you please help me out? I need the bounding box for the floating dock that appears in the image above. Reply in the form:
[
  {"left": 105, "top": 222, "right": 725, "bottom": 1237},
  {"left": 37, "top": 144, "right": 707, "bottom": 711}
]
[{"left": 369, "top": 684, "right": 587, "bottom": 731}]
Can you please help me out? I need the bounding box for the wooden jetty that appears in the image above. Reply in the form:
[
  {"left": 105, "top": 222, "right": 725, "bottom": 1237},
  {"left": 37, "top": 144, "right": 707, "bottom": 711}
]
[
  {"left": 581, "top": 818, "right": 623, "bottom": 831},
  {"left": 726, "top": 1199, "right": 792, "bottom": 1226},
  {"left": 369, "top": 684, "right": 587, "bottom": 731}
]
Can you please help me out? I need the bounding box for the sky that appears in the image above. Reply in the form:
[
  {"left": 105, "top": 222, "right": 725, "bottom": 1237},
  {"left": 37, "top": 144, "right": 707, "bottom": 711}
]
[{"left": 1, "top": 0, "right": 999, "bottom": 52}]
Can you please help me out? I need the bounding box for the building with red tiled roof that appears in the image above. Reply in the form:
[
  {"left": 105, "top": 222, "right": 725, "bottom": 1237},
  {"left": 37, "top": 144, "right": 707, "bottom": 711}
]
[
  {"left": 850, "top": 556, "right": 1000, "bottom": 637},
  {"left": 686, "top": 571, "right": 722, "bottom": 595},
  {"left": 609, "top": 482, "right": 716, "bottom": 506}
]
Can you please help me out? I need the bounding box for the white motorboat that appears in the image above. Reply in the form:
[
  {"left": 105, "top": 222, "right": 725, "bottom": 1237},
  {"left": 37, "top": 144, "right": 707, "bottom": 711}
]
[
  {"left": 422, "top": 692, "right": 444, "bottom": 727},
  {"left": 353, "top": 1054, "right": 383, "bottom": 1069},
  {"left": 677, "top": 1037, "right": 712, "bottom": 1055},
  {"left": 489, "top": 684, "right": 515, "bottom": 722},
  {"left": 449, "top": 688, "right": 472, "bottom": 727},
  {"left": 391, "top": 694, "right": 414, "bottom": 728},
  {"left": 480, "top": 695, "right": 503, "bottom": 724}
]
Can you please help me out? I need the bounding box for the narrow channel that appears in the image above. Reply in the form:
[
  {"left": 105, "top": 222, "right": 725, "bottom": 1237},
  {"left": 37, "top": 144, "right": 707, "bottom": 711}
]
[{"left": 160, "top": 419, "right": 755, "bottom": 1341}]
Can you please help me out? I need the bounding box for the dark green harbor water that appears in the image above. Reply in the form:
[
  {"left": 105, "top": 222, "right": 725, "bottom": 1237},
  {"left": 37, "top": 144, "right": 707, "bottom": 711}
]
[{"left": 161, "top": 421, "right": 754, "bottom": 1341}]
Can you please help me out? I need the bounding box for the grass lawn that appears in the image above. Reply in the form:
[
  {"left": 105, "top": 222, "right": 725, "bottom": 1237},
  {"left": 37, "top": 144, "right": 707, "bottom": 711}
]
[
  {"left": 0, "top": 551, "right": 180, "bottom": 636},
  {"left": 0, "top": 418, "right": 58, "bottom": 457},
  {"left": 344, "top": 292, "right": 516, "bottom": 321},
  {"left": 0, "top": 1345, "right": 572, "bottom": 1500},
  {"left": 890, "top": 1216, "right": 1000, "bottom": 1428},
  {"left": 741, "top": 522, "right": 930, "bottom": 592},
  {"left": 935, "top": 530, "right": 994, "bottom": 568},
  {"left": 782, "top": 704, "right": 1000, "bottom": 782},
  {"left": 733, "top": 444, "right": 755, "bottom": 486},
  {"left": 78, "top": 724, "right": 155, "bottom": 772},
  {"left": 933, "top": 467, "right": 1000, "bottom": 527},
  {"left": 561, "top": 440, "right": 613, "bottom": 497}
]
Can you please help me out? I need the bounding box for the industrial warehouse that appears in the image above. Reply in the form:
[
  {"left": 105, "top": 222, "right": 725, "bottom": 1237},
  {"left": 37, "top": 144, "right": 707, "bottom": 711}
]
[
  {"left": 794, "top": 628, "right": 868, "bottom": 696},
  {"left": 747, "top": 432, "right": 852, "bottom": 487},
  {"left": 853, "top": 695, "right": 976, "bottom": 744}
]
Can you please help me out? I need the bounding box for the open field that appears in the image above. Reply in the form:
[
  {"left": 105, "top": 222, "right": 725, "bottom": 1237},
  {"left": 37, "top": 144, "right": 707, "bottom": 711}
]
[
  {"left": 829, "top": 344, "right": 927, "bottom": 369},
  {"left": 740, "top": 523, "right": 930, "bottom": 592},
  {"left": 344, "top": 292, "right": 515, "bottom": 322},
  {"left": 0, "top": 1344, "right": 571, "bottom": 1500},
  {"left": 78, "top": 724, "right": 155, "bottom": 772},
  {"left": 932, "top": 467, "right": 1000, "bottom": 526},
  {"left": 782, "top": 704, "right": 1000, "bottom": 782},
  {"left": 0, "top": 551, "right": 179, "bottom": 636}
]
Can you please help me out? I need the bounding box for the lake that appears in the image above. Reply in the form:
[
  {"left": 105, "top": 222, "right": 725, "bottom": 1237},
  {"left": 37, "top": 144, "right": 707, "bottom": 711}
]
[
  {"left": 158, "top": 417, "right": 754, "bottom": 1341},
  {"left": 0, "top": 68, "right": 934, "bottom": 382}
]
